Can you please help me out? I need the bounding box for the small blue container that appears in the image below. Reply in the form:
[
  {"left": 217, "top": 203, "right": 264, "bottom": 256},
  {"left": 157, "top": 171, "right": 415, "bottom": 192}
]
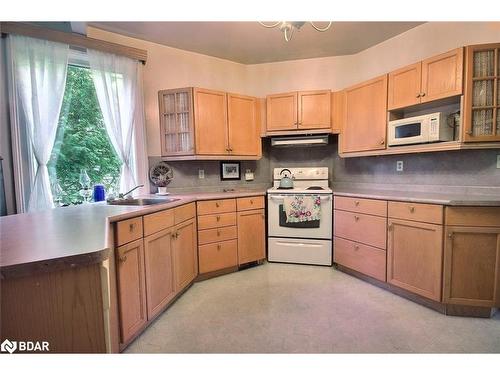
[{"left": 93, "top": 184, "right": 106, "bottom": 202}]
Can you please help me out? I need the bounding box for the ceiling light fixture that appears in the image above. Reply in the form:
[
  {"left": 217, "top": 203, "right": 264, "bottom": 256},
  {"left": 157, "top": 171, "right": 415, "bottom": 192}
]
[{"left": 258, "top": 21, "right": 332, "bottom": 42}]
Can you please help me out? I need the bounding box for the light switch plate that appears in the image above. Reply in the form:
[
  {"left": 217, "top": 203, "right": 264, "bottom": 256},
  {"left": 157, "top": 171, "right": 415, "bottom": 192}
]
[
  {"left": 198, "top": 169, "right": 205, "bottom": 179},
  {"left": 396, "top": 161, "right": 404, "bottom": 172},
  {"left": 497, "top": 154, "right": 500, "bottom": 169}
]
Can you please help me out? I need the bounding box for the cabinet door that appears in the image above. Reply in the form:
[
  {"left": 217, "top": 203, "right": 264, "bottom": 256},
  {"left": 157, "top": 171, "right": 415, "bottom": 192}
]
[
  {"left": 421, "top": 47, "right": 463, "bottom": 103},
  {"left": 144, "top": 228, "right": 175, "bottom": 320},
  {"left": 443, "top": 226, "right": 500, "bottom": 307},
  {"left": 173, "top": 218, "right": 198, "bottom": 292},
  {"left": 194, "top": 88, "right": 228, "bottom": 154},
  {"left": 463, "top": 44, "right": 500, "bottom": 142},
  {"left": 227, "top": 93, "right": 261, "bottom": 156},
  {"left": 116, "top": 239, "right": 147, "bottom": 344},
  {"left": 388, "top": 62, "right": 422, "bottom": 110},
  {"left": 342, "top": 75, "right": 388, "bottom": 153},
  {"left": 387, "top": 219, "right": 443, "bottom": 302},
  {"left": 266, "top": 92, "right": 298, "bottom": 131},
  {"left": 331, "top": 90, "right": 345, "bottom": 134},
  {"left": 237, "top": 208, "right": 266, "bottom": 265},
  {"left": 298, "top": 90, "right": 331, "bottom": 129},
  {"left": 158, "top": 88, "right": 195, "bottom": 156}
]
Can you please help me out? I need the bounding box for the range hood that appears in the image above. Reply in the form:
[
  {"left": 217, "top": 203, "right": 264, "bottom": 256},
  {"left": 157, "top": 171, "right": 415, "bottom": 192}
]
[{"left": 271, "top": 134, "right": 329, "bottom": 147}]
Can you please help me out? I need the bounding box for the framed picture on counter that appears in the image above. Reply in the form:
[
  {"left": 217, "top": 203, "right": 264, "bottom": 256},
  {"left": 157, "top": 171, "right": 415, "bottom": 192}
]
[{"left": 220, "top": 161, "right": 241, "bottom": 181}]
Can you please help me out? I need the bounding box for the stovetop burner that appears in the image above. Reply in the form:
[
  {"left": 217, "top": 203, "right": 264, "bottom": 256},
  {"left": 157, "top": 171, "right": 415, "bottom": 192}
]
[{"left": 306, "top": 186, "right": 324, "bottom": 190}]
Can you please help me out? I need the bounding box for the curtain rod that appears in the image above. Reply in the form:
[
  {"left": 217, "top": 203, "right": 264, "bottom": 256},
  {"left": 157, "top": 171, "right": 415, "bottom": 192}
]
[{"left": 0, "top": 22, "right": 147, "bottom": 64}]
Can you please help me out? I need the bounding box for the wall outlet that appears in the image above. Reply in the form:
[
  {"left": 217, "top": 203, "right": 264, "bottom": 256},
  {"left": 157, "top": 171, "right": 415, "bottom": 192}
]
[
  {"left": 198, "top": 169, "right": 205, "bottom": 179},
  {"left": 396, "top": 160, "right": 404, "bottom": 172},
  {"left": 497, "top": 155, "right": 500, "bottom": 169}
]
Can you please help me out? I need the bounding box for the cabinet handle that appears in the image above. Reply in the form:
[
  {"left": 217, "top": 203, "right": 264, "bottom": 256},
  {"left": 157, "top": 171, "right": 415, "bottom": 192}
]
[
  {"left": 420, "top": 92, "right": 426, "bottom": 97},
  {"left": 175, "top": 232, "right": 179, "bottom": 239},
  {"left": 250, "top": 199, "right": 254, "bottom": 204},
  {"left": 215, "top": 202, "right": 220, "bottom": 207},
  {"left": 409, "top": 206, "right": 415, "bottom": 213},
  {"left": 354, "top": 245, "right": 359, "bottom": 251},
  {"left": 217, "top": 244, "right": 221, "bottom": 250},
  {"left": 171, "top": 233, "right": 176, "bottom": 239},
  {"left": 129, "top": 223, "right": 135, "bottom": 232},
  {"left": 119, "top": 255, "right": 127, "bottom": 263},
  {"left": 216, "top": 215, "right": 221, "bottom": 221},
  {"left": 354, "top": 215, "right": 360, "bottom": 222},
  {"left": 416, "top": 93, "right": 421, "bottom": 98},
  {"left": 379, "top": 139, "right": 385, "bottom": 145},
  {"left": 217, "top": 229, "right": 221, "bottom": 236},
  {"left": 448, "top": 233, "right": 453, "bottom": 239},
  {"left": 354, "top": 200, "right": 360, "bottom": 206}
]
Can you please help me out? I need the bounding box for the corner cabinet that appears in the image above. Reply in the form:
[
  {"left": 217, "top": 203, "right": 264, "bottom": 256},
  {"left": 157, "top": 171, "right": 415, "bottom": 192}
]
[
  {"left": 159, "top": 87, "right": 262, "bottom": 159},
  {"left": 341, "top": 75, "right": 388, "bottom": 153},
  {"left": 463, "top": 43, "right": 500, "bottom": 142},
  {"left": 266, "top": 90, "right": 331, "bottom": 133}
]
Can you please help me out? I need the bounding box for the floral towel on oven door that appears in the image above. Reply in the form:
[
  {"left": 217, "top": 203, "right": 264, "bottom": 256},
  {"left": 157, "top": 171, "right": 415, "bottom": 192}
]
[{"left": 283, "top": 195, "right": 321, "bottom": 223}]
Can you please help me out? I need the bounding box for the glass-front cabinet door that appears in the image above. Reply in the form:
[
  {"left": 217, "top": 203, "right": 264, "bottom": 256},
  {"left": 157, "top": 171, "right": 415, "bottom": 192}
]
[
  {"left": 158, "top": 88, "right": 195, "bottom": 156},
  {"left": 463, "top": 43, "right": 500, "bottom": 142}
]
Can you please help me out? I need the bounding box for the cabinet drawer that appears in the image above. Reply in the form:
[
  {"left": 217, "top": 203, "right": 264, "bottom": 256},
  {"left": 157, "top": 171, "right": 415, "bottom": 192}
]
[
  {"left": 445, "top": 207, "right": 500, "bottom": 227},
  {"left": 388, "top": 201, "right": 443, "bottom": 224},
  {"left": 198, "top": 226, "right": 237, "bottom": 245},
  {"left": 334, "top": 209, "right": 387, "bottom": 249},
  {"left": 197, "top": 212, "right": 237, "bottom": 230},
  {"left": 334, "top": 237, "right": 386, "bottom": 282},
  {"left": 334, "top": 196, "right": 387, "bottom": 217},
  {"left": 197, "top": 199, "right": 236, "bottom": 215},
  {"left": 198, "top": 239, "right": 238, "bottom": 273},
  {"left": 174, "top": 202, "right": 196, "bottom": 224},
  {"left": 116, "top": 217, "right": 144, "bottom": 246},
  {"left": 237, "top": 196, "right": 265, "bottom": 211},
  {"left": 143, "top": 209, "right": 174, "bottom": 237}
]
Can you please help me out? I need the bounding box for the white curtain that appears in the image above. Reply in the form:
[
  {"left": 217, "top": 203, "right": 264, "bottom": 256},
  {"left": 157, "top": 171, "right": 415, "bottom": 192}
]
[
  {"left": 88, "top": 50, "right": 148, "bottom": 195},
  {"left": 8, "top": 35, "right": 69, "bottom": 212}
]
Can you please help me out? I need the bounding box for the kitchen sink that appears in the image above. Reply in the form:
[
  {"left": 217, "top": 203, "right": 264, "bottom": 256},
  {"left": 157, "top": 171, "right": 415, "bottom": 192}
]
[{"left": 107, "top": 198, "right": 179, "bottom": 206}]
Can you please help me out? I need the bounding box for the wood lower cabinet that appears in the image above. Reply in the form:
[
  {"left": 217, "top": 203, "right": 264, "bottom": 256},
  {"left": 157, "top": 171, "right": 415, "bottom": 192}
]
[
  {"left": 116, "top": 239, "right": 147, "bottom": 344},
  {"left": 199, "top": 239, "right": 238, "bottom": 273},
  {"left": 143, "top": 228, "right": 176, "bottom": 320},
  {"left": 342, "top": 75, "right": 388, "bottom": 153},
  {"left": 237, "top": 208, "right": 266, "bottom": 265},
  {"left": 387, "top": 218, "right": 443, "bottom": 302},
  {"left": 172, "top": 218, "right": 198, "bottom": 291},
  {"left": 443, "top": 226, "right": 500, "bottom": 307}
]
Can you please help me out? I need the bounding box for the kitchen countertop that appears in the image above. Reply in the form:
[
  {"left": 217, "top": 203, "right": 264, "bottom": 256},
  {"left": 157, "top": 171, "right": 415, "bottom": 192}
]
[
  {"left": 333, "top": 187, "right": 500, "bottom": 206},
  {"left": 0, "top": 189, "right": 267, "bottom": 278}
]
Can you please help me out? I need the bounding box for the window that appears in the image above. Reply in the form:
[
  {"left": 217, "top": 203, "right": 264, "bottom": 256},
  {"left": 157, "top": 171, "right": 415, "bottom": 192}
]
[{"left": 48, "top": 63, "right": 122, "bottom": 205}]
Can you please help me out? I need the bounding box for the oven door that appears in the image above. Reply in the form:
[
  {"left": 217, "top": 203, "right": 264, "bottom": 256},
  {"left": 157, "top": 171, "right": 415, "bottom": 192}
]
[
  {"left": 267, "top": 193, "right": 332, "bottom": 240},
  {"left": 388, "top": 119, "right": 429, "bottom": 146}
]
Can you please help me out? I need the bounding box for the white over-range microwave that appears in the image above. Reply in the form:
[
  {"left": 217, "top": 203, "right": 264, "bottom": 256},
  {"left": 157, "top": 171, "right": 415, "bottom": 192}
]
[{"left": 387, "top": 112, "right": 454, "bottom": 147}]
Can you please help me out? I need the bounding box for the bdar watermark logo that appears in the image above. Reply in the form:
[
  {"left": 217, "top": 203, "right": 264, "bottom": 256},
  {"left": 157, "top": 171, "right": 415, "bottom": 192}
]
[{"left": 1, "top": 339, "right": 49, "bottom": 353}]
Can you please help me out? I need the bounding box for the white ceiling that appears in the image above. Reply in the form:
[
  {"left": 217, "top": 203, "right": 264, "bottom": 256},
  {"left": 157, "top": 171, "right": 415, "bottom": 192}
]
[{"left": 88, "top": 22, "right": 425, "bottom": 64}]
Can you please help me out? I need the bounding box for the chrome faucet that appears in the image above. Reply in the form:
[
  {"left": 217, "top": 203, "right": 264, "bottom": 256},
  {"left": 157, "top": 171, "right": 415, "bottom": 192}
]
[{"left": 118, "top": 184, "right": 144, "bottom": 199}]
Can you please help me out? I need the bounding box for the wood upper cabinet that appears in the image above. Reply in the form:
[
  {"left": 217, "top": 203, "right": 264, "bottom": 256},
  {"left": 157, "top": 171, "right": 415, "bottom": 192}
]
[
  {"left": 387, "top": 48, "right": 463, "bottom": 111},
  {"left": 388, "top": 62, "right": 422, "bottom": 110},
  {"left": 266, "top": 90, "right": 331, "bottom": 132},
  {"left": 443, "top": 226, "right": 500, "bottom": 307},
  {"left": 143, "top": 227, "right": 176, "bottom": 320},
  {"left": 237, "top": 208, "right": 266, "bottom": 265},
  {"left": 387, "top": 218, "right": 444, "bottom": 302},
  {"left": 172, "top": 218, "right": 198, "bottom": 292},
  {"left": 421, "top": 48, "right": 463, "bottom": 103},
  {"left": 116, "top": 239, "right": 147, "bottom": 344},
  {"left": 194, "top": 88, "right": 228, "bottom": 155},
  {"left": 331, "top": 90, "right": 345, "bottom": 134},
  {"left": 342, "top": 74, "right": 388, "bottom": 153},
  {"left": 463, "top": 43, "right": 500, "bottom": 142},
  {"left": 298, "top": 90, "right": 331, "bottom": 129},
  {"left": 266, "top": 92, "right": 298, "bottom": 131},
  {"left": 227, "top": 93, "right": 260, "bottom": 156}
]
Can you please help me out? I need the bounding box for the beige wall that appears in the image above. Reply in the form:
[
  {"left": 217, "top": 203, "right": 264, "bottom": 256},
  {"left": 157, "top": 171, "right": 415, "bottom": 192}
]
[
  {"left": 87, "top": 27, "right": 250, "bottom": 157},
  {"left": 88, "top": 22, "right": 500, "bottom": 156}
]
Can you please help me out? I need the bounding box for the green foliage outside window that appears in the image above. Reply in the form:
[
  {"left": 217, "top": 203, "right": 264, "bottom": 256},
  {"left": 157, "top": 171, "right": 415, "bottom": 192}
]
[{"left": 48, "top": 65, "right": 122, "bottom": 205}]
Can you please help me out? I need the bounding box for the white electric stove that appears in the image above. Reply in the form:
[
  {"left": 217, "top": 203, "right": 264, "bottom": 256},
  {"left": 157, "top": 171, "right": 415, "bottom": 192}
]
[{"left": 267, "top": 167, "right": 333, "bottom": 266}]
